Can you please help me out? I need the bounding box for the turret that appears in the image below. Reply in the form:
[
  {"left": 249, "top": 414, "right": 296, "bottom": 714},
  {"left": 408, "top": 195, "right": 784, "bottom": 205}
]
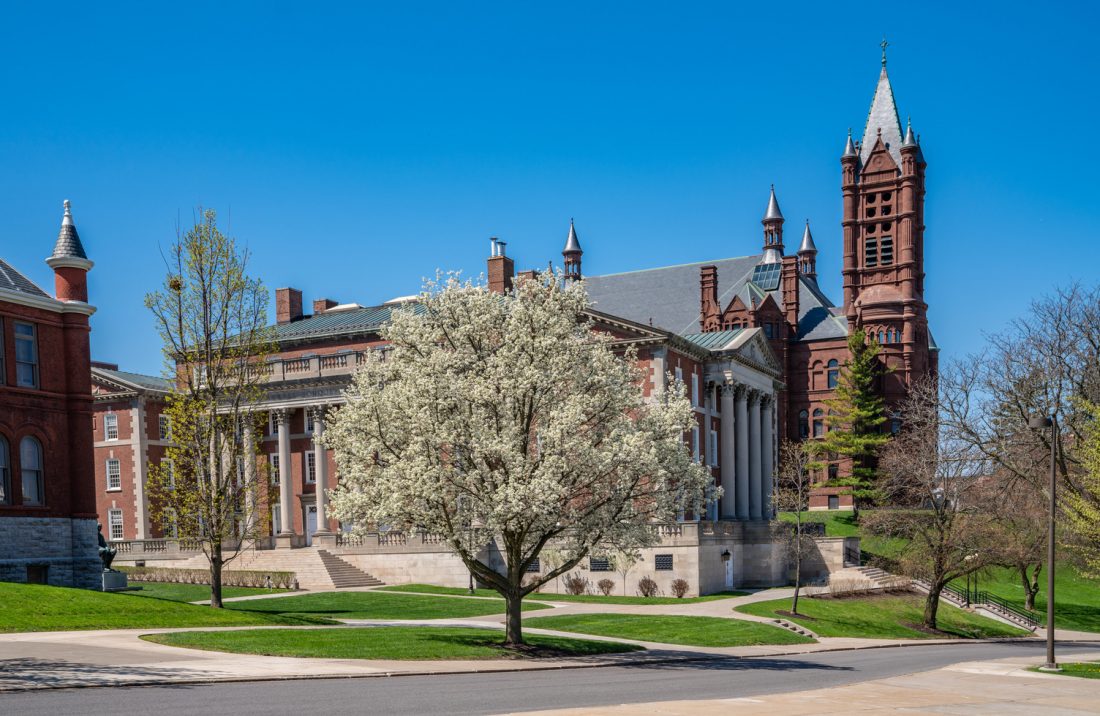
[
  {"left": 562, "top": 219, "right": 582, "bottom": 282},
  {"left": 761, "top": 185, "right": 784, "bottom": 263},
  {"left": 45, "top": 199, "right": 93, "bottom": 303},
  {"left": 797, "top": 220, "right": 818, "bottom": 279}
]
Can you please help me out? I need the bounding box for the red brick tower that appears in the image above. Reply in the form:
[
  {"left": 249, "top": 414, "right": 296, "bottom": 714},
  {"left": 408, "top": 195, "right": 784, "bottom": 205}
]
[{"left": 841, "top": 46, "right": 931, "bottom": 391}]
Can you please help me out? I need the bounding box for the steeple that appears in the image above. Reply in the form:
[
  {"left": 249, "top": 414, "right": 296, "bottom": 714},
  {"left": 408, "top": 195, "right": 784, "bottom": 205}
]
[
  {"left": 562, "top": 218, "right": 583, "bottom": 282},
  {"left": 46, "top": 199, "right": 94, "bottom": 303},
  {"left": 902, "top": 116, "right": 917, "bottom": 147},
  {"left": 860, "top": 44, "right": 904, "bottom": 166},
  {"left": 843, "top": 128, "right": 858, "bottom": 158},
  {"left": 797, "top": 220, "right": 817, "bottom": 279},
  {"left": 761, "top": 185, "right": 785, "bottom": 264}
]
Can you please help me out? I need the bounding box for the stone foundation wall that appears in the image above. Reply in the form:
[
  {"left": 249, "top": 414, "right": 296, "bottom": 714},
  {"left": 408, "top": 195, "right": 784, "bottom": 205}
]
[
  {"left": 0, "top": 517, "right": 101, "bottom": 589},
  {"left": 338, "top": 550, "right": 473, "bottom": 588}
]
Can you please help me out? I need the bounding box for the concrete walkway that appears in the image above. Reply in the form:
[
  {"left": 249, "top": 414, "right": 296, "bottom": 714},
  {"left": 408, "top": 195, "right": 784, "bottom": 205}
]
[{"left": 516, "top": 650, "right": 1100, "bottom": 715}]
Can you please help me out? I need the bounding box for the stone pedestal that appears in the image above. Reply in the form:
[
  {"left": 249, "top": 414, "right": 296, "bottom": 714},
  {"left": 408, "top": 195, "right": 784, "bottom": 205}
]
[
  {"left": 101, "top": 570, "right": 128, "bottom": 592},
  {"left": 275, "top": 532, "right": 297, "bottom": 549},
  {"left": 312, "top": 531, "right": 338, "bottom": 548}
]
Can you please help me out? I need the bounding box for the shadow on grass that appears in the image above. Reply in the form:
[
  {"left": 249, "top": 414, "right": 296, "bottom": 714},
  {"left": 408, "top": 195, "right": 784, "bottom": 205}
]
[{"left": 0, "top": 658, "right": 225, "bottom": 691}]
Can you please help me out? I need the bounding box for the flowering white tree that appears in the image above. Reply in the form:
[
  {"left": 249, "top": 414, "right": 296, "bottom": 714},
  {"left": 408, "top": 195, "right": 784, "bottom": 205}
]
[{"left": 325, "top": 272, "right": 712, "bottom": 646}]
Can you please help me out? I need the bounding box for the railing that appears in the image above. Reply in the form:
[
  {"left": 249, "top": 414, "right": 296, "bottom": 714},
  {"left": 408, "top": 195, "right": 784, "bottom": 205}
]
[
  {"left": 319, "top": 354, "right": 349, "bottom": 370},
  {"left": 378, "top": 532, "right": 408, "bottom": 546},
  {"left": 843, "top": 542, "right": 860, "bottom": 566},
  {"left": 284, "top": 358, "right": 311, "bottom": 374},
  {"left": 917, "top": 580, "right": 1040, "bottom": 630},
  {"left": 336, "top": 533, "right": 364, "bottom": 547},
  {"left": 110, "top": 538, "right": 203, "bottom": 556}
]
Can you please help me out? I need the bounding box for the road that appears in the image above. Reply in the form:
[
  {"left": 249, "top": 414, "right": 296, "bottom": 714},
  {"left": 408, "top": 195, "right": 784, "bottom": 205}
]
[{"left": 4, "top": 640, "right": 1098, "bottom": 715}]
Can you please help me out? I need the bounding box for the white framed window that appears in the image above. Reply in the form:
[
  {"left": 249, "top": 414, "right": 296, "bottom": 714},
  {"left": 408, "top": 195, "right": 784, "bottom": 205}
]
[
  {"left": 162, "top": 459, "right": 175, "bottom": 490},
  {"left": 108, "top": 508, "right": 124, "bottom": 540},
  {"left": 163, "top": 508, "right": 178, "bottom": 539},
  {"left": 106, "top": 459, "right": 121, "bottom": 491},
  {"left": 0, "top": 436, "right": 9, "bottom": 505},
  {"left": 306, "top": 451, "right": 316, "bottom": 484},
  {"left": 305, "top": 411, "right": 315, "bottom": 434},
  {"left": 158, "top": 415, "right": 171, "bottom": 441},
  {"left": 691, "top": 373, "right": 699, "bottom": 407},
  {"left": 268, "top": 411, "right": 276, "bottom": 436},
  {"left": 709, "top": 429, "right": 718, "bottom": 467},
  {"left": 14, "top": 322, "right": 38, "bottom": 388},
  {"left": 20, "top": 437, "right": 43, "bottom": 506},
  {"left": 0, "top": 317, "right": 5, "bottom": 386},
  {"left": 692, "top": 425, "right": 700, "bottom": 463},
  {"left": 674, "top": 366, "right": 683, "bottom": 387},
  {"left": 269, "top": 453, "right": 280, "bottom": 484},
  {"left": 104, "top": 413, "right": 118, "bottom": 441}
]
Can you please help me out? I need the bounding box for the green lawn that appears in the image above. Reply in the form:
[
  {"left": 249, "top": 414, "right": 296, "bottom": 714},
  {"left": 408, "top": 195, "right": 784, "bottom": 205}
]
[
  {"left": 779, "top": 510, "right": 859, "bottom": 537},
  {"left": 225, "top": 590, "right": 551, "bottom": 621},
  {"left": 736, "top": 594, "right": 1028, "bottom": 640},
  {"left": 1031, "top": 661, "right": 1100, "bottom": 679},
  {"left": 143, "top": 626, "right": 641, "bottom": 659},
  {"left": 524, "top": 613, "right": 813, "bottom": 647},
  {"left": 0, "top": 582, "right": 327, "bottom": 633},
  {"left": 378, "top": 583, "right": 746, "bottom": 605},
  {"left": 953, "top": 564, "right": 1100, "bottom": 633},
  {"left": 129, "top": 582, "right": 290, "bottom": 603}
]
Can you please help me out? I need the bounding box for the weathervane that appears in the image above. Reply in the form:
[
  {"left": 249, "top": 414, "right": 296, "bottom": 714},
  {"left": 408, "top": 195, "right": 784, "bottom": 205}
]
[{"left": 881, "top": 36, "right": 889, "bottom": 67}]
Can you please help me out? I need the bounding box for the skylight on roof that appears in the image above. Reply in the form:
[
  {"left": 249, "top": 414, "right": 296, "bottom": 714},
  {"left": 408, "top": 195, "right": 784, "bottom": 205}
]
[{"left": 750, "top": 263, "right": 781, "bottom": 291}]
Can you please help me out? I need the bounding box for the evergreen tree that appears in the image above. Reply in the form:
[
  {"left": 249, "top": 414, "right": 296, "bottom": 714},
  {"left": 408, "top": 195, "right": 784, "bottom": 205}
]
[{"left": 813, "top": 328, "right": 891, "bottom": 508}]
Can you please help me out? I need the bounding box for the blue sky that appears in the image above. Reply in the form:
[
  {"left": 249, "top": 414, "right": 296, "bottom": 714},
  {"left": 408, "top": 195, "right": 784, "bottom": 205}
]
[{"left": 1, "top": 2, "right": 1096, "bottom": 375}]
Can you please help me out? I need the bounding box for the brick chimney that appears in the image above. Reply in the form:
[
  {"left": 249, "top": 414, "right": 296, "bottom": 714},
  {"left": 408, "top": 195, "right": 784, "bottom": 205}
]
[
  {"left": 487, "top": 238, "right": 514, "bottom": 294},
  {"left": 699, "top": 265, "right": 719, "bottom": 332},
  {"left": 313, "top": 298, "right": 337, "bottom": 315},
  {"left": 780, "top": 256, "right": 800, "bottom": 331},
  {"left": 276, "top": 287, "right": 303, "bottom": 324}
]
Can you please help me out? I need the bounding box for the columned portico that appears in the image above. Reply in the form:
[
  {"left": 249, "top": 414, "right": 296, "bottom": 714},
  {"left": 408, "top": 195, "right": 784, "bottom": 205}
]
[
  {"left": 274, "top": 408, "right": 294, "bottom": 547},
  {"left": 719, "top": 383, "right": 737, "bottom": 519},
  {"left": 748, "top": 390, "right": 762, "bottom": 519},
  {"left": 761, "top": 396, "right": 775, "bottom": 519},
  {"left": 734, "top": 386, "right": 749, "bottom": 519},
  {"left": 311, "top": 407, "right": 336, "bottom": 547}
]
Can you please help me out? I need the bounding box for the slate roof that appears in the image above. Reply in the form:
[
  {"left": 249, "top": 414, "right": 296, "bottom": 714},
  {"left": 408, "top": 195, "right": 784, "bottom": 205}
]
[
  {"left": 52, "top": 200, "right": 89, "bottom": 260},
  {"left": 681, "top": 329, "right": 744, "bottom": 351},
  {"left": 583, "top": 255, "right": 848, "bottom": 343},
  {"left": 860, "top": 66, "right": 904, "bottom": 166},
  {"left": 94, "top": 367, "right": 173, "bottom": 393},
  {"left": 0, "top": 258, "right": 50, "bottom": 298},
  {"left": 272, "top": 304, "right": 419, "bottom": 343}
]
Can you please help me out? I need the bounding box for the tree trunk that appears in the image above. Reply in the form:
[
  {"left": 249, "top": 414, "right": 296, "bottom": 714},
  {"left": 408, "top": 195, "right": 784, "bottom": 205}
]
[
  {"left": 791, "top": 549, "right": 801, "bottom": 615},
  {"left": 210, "top": 547, "right": 224, "bottom": 609},
  {"left": 1021, "top": 563, "right": 1040, "bottom": 611},
  {"left": 504, "top": 591, "right": 523, "bottom": 646},
  {"left": 924, "top": 582, "right": 941, "bottom": 630}
]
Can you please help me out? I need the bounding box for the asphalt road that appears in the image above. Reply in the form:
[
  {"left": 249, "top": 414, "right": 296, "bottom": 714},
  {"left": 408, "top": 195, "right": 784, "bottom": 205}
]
[{"left": 4, "top": 641, "right": 1098, "bottom": 716}]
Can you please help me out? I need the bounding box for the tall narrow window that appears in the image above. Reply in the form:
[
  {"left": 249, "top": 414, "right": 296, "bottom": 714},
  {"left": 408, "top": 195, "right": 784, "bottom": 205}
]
[
  {"left": 864, "top": 237, "right": 878, "bottom": 268},
  {"left": 20, "top": 437, "right": 43, "bottom": 505},
  {"left": 14, "top": 322, "right": 38, "bottom": 388},
  {"left": 879, "top": 236, "right": 894, "bottom": 265},
  {"left": 0, "top": 437, "right": 8, "bottom": 505},
  {"left": 827, "top": 360, "right": 839, "bottom": 390},
  {"left": 0, "top": 318, "right": 5, "bottom": 385},
  {"left": 812, "top": 409, "right": 825, "bottom": 438},
  {"left": 709, "top": 429, "right": 718, "bottom": 467},
  {"left": 306, "top": 451, "right": 317, "bottom": 483},
  {"left": 158, "top": 415, "right": 171, "bottom": 440},
  {"left": 104, "top": 413, "right": 118, "bottom": 440},
  {"left": 106, "top": 459, "right": 121, "bottom": 490},
  {"left": 691, "top": 426, "right": 700, "bottom": 463},
  {"left": 306, "top": 411, "right": 315, "bottom": 434},
  {"left": 162, "top": 459, "right": 175, "bottom": 490},
  {"left": 798, "top": 410, "right": 809, "bottom": 439},
  {"left": 163, "top": 508, "right": 178, "bottom": 539},
  {"left": 108, "top": 508, "right": 124, "bottom": 540},
  {"left": 691, "top": 374, "right": 699, "bottom": 408},
  {"left": 269, "top": 453, "right": 280, "bottom": 484}
]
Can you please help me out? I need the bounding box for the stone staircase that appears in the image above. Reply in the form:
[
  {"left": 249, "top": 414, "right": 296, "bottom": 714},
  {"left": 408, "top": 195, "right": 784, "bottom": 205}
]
[
  {"left": 167, "top": 546, "right": 383, "bottom": 590},
  {"left": 317, "top": 550, "right": 384, "bottom": 588},
  {"left": 829, "top": 565, "right": 900, "bottom": 590},
  {"left": 771, "top": 618, "right": 818, "bottom": 639}
]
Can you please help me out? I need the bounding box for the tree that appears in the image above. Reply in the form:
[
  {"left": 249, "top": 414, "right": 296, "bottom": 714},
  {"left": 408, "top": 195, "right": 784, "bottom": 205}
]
[
  {"left": 1065, "top": 400, "right": 1100, "bottom": 578},
  {"left": 816, "top": 329, "right": 891, "bottom": 509},
  {"left": 773, "top": 440, "right": 820, "bottom": 615},
  {"left": 325, "top": 272, "right": 712, "bottom": 647},
  {"left": 863, "top": 375, "right": 995, "bottom": 630},
  {"left": 608, "top": 549, "right": 640, "bottom": 597},
  {"left": 144, "top": 209, "right": 275, "bottom": 608},
  {"left": 982, "top": 474, "right": 1048, "bottom": 610}
]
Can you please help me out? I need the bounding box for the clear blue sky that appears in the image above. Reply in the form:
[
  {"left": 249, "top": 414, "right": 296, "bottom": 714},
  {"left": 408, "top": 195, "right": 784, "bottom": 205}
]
[{"left": 1, "top": 1, "right": 1096, "bottom": 375}]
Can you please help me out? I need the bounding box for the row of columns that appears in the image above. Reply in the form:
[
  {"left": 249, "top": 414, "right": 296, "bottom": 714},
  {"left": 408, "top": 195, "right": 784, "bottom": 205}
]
[
  {"left": 273, "top": 406, "right": 332, "bottom": 546},
  {"left": 717, "top": 384, "right": 775, "bottom": 521}
]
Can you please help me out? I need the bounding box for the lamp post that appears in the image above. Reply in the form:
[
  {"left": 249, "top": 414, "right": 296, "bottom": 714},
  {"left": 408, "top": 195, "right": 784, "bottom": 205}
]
[{"left": 1029, "top": 413, "right": 1059, "bottom": 672}]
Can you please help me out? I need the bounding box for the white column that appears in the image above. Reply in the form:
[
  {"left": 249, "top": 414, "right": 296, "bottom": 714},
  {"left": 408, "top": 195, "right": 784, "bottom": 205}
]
[
  {"left": 311, "top": 407, "right": 331, "bottom": 536},
  {"left": 735, "top": 386, "right": 749, "bottom": 520},
  {"left": 761, "top": 395, "right": 775, "bottom": 520},
  {"left": 719, "top": 384, "right": 736, "bottom": 519},
  {"left": 748, "top": 391, "right": 762, "bottom": 519},
  {"left": 275, "top": 409, "right": 294, "bottom": 539},
  {"left": 131, "top": 400, "right": 149, "bottom": 539}
]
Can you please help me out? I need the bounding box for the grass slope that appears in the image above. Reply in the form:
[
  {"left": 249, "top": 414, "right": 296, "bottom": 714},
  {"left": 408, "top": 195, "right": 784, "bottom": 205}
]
[
  {"left": 144, "top": 626, "right": 641, "bottom": 660},
  {"left": 130, "top": 582, "right": 289, "bottom": 603},
  {"left": 954, "top": 564, "right": 1100, "bottom": 633},
  {"left": 378, "top": 583, "right": 746, "bottom": 605},
  {"left": 225, "top": 591, "right": 551, "bottom": 621},
  {"left": 1032, "top": 662, "right": 1100, "bottom": 679},
  {"left": 525, "top": 613, "right": 812, "bottom": 647},
  {"left": 0, "top": 582, "right": 325, "bottom": 633},
  {"left": 778, "top": 510, "right": 859, "bottom": 537},
  {"left": 737, "top": 594, "right": 1027, "bottom": 639}
]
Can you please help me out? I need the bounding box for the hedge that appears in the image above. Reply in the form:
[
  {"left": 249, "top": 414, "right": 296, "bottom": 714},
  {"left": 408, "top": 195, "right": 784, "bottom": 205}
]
[{"left": 119, "top": 566, "right": 297, "bottom": 589}]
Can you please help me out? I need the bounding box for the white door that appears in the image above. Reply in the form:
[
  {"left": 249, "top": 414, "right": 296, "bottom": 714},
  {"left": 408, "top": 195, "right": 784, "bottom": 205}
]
[
  {"left": 725, "top": 556, "right": 734, "bottom": 589},
  {"left": 305, "top": 505, "right": 318, "bottom": 546}
]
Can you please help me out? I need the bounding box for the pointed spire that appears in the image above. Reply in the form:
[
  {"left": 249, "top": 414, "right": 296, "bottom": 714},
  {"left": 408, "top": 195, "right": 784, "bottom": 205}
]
[
  {"left": 860, "top": 46, "right": 904, "bottom": 166},
  {"left": 902, "top": 116, "right": 917, "bottom": 147},
  {"left": 51, "top": 199, "right": 88, "bottom": 260},
  {"left": 563, "top": 217, "right": 582, "bottom": 254},
  {"left": 798, "top": 220, "right": 817, "bottom": 254},
  {"left": 763, "top": 184, "right": 783, "bottom": 221},
  {"left": 843, "top": 128, "right": 857, "bottom": 158}
]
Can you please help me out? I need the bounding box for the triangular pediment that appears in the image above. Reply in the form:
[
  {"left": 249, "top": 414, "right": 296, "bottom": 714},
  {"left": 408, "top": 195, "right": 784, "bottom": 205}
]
[
  {"left": 861, "top": 136, "right": 899, "bottom": 175},
  {"left": 726, "top": 327, "right": 782, "bottom": 375}
]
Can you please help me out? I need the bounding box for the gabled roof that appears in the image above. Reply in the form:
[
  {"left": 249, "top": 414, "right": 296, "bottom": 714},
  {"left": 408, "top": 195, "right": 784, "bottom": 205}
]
[
  {"left": 583, "top": 255, "right": 847, "bottom": 342},
  {"left": 0, "top": 259, "right": 50, "bottom": 298},
  {"left": 681, "top": 329, "right": 744, "bottom": 351},
  {"left": 92, "top": 366, "right": 173, "bottom": 395}
]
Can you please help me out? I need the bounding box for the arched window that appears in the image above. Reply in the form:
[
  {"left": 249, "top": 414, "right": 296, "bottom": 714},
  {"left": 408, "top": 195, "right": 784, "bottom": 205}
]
[
  {"left": 827, "top": 409, "right": 837, "bottom": 433},
  {"left": 812, "top": 409, "right": 825, "bottom": 438},
  {"left": 20, "top": 437, "right": 43, "bottom": 506},
  {"left": 798, "top": 410, "right": 809, "bottom": 439},
  {"left": 878, "top": 330, "right": 885, "bottom": 345},
  {"left": 0, "top": 437, "right": 8, "bottom": 505},
  {"left": 827, "top": 359, "right": 839, "bottom": 390}
]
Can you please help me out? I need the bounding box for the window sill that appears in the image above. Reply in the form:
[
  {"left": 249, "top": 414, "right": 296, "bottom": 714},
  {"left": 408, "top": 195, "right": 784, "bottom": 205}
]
[{"left": 106, "top": 488, "right": 122, "bottom": 493}]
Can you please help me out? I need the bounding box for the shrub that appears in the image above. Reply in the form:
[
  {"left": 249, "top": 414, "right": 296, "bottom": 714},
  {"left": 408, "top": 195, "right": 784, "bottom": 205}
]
[
  {"left": 637, "top": 576, "right": 659, "bottom": 598},
  {"left": 596, "top": 578, "right": 615, "bottom": 596},
  {"left": 562, "top": 572, "right": 589, "bottom": 595},
  {"left": 118, "top": 566, "right": 296, "bottom": 589},
  {"left": 670, "top": 578, "right": 690, "bottom": 598}
]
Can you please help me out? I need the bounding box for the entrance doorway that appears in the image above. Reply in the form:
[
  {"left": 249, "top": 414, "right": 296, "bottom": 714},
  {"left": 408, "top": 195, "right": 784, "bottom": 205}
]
[
  {"left": 305, "top": 505, "right": 318, "bottom": 546},
  {"left": 724, "top": 554, "right": 734, "bottom": 589}
]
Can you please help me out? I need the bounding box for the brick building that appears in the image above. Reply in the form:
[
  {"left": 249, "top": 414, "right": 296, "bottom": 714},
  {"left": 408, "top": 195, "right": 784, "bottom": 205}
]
[
  {"left": 0, "top": 201, "right": 101, "bottom": 588},
  {"left": 90, "top": 364, "right": 172, "bottom": 541}
]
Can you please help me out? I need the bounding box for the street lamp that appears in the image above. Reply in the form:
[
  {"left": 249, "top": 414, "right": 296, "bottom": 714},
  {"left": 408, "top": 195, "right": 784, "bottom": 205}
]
[{"left": 1028, "top": 413, "right": 1059, "bottom": 672}]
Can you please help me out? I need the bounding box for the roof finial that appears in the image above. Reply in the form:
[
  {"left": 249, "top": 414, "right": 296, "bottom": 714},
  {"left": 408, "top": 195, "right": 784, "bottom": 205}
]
[
  {"left": 881, "top": 36, "right": 889, "bottom": 67},
  {"left": 62, "top": 199, "right": 73, "bottom": 226}
]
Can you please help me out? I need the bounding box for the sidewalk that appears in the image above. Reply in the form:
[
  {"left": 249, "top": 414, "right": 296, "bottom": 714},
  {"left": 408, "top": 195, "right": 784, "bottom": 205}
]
[{"left": 514, "top": 650, "right": 1100, "bottom": 715}]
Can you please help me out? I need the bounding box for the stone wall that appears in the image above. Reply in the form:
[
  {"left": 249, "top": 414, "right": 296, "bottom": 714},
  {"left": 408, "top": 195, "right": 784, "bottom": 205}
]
[{"left": 0, "top": 517, "right": 101, "bottom": 589}]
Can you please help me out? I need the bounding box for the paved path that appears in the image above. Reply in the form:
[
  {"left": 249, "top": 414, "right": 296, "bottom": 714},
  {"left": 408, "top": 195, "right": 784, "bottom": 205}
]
[{"left": 3, "top": 641, "right": 1099, "bottom": 715}]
